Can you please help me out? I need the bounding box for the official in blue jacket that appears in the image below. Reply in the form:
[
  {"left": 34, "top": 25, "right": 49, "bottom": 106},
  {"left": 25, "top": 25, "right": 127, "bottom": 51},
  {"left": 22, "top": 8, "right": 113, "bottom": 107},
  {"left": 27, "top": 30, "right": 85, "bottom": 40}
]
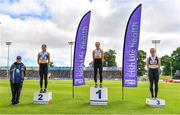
[{"left": 10, "top": 56, "right": 26, "bottom": 105}]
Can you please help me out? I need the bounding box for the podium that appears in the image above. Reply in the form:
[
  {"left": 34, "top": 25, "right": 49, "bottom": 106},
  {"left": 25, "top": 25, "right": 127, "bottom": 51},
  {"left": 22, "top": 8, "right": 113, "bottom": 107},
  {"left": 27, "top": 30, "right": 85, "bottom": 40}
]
[
  {"left": 90, "top": 87, "right": 108, "bottom": 105},
  {"left": 146, "top": 98, "right": 165, "bottom": 107},
  {"left": 33, "top": 92, "right": 52, "bottom": 104}
]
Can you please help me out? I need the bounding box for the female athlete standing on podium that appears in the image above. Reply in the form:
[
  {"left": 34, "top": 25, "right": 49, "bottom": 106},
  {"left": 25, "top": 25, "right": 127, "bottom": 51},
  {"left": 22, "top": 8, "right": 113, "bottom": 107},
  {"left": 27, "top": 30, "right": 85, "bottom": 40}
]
[
  {"left": 92, "top": 42, "right": 104, "bottom": 88},
  {"left": 37, "top": 44, "right": 50, "bottom": 93},
  {"left": 147, "top": 48, "right": 161, "bottom": 98}
]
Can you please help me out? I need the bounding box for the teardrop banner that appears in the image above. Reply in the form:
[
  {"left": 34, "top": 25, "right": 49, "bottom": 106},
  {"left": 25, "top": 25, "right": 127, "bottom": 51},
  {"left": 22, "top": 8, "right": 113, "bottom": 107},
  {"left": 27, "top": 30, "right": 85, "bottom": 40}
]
[
  {"left": 72, "top": 11, "right": 91, "bottom": 98},
  {"left": 122, "top": 4, "right": 142, "bottom": 99}
]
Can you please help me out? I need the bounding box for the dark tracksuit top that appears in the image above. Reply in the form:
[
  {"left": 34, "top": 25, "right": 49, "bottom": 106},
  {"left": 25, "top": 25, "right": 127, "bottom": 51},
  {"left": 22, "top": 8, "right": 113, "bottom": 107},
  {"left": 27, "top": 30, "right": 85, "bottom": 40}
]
[{"left": 10, "top": 62, "right": 26, "bottom": 104}]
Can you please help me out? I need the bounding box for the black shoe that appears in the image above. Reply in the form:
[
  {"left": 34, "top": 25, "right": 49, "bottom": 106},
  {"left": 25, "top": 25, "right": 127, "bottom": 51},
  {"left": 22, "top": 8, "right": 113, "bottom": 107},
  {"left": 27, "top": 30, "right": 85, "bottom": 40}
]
[
  {"left": 151, "top": 95, "right": 154, "bottom": 98},
  {"left": 155, "top": 96, "right": 158, "bottom": 99},
  {"left": 44, "top": 89, "right": 47, "bottom": 93},
  {"left": 11, "top": 102, "right": 15, "bottom": 105},
  {"left": 14, "top": 102, "right": 19, "bottom": 105},
  {"left": 16, "top": 101, "right": 19, "bottom": 104},
  {"left": 99, "top": 84, "right": 103, "bottom": 88},
  {"left": 40, "top": 89, "right": 43, "bottom": 93},
  {"left": 95, "top": 84, "right": 98, "bottom": 88}
]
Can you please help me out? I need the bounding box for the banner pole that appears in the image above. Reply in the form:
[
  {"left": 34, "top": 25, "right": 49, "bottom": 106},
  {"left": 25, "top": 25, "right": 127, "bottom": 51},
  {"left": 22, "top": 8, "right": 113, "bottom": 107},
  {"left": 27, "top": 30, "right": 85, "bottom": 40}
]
[
  {"left": 73, "top": 81, "right": 75, "bottom": 98},
  {"left": 72, "top": 66, "right": 75, "bottom": 99},
  {"left": 122, "top": 49, "right": 124, "bottom": 100},
  {"left": 122, "top": 78, "right": 124, "bottom": 100},
  {"left": 121, "top": 66, "right": 124, "bottom": 100}
]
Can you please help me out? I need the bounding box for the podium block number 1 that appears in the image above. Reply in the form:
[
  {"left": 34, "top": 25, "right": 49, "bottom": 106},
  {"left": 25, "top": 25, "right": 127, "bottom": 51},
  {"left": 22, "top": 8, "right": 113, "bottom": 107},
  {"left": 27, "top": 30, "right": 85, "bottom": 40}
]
[
  {"left": 90, "top": 87, "right": 108, "bottom": 105},
  {"left": 38, "top": 94, "right": 43, "bottom": 100},
  {"left": 96, "top": 90, "right": 102, "bottom": 99}
]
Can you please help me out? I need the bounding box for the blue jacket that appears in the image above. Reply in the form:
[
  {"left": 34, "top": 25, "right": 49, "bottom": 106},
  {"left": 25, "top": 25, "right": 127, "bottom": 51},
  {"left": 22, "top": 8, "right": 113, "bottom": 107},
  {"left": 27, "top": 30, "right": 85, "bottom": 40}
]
[{"left": 10, "top": 62, "right": 26, "bottom": 83}]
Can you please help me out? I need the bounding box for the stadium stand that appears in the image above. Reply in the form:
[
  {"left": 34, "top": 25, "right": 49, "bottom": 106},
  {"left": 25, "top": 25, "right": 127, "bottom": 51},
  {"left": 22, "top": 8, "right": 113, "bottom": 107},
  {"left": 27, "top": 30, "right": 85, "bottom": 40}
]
[{"left": 0, "top": 66, "right": 122, "bottom": 79}]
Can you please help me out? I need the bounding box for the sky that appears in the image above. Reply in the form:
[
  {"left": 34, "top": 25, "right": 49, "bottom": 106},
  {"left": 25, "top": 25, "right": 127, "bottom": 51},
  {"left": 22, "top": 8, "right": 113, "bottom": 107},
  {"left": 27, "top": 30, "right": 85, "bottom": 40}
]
[{"left": 0, "top": 0, "right": 180, "bottom": 67}]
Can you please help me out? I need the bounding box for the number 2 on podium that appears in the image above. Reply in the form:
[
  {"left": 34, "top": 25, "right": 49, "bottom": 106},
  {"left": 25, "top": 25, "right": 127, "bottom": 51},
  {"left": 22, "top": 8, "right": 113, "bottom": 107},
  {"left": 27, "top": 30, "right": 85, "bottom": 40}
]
[
  {"left": 96, "top": 90, "right": 102, "bottom": 99},
  {"left": 38, "top": 94, "right": 43, "bottom": 100}
]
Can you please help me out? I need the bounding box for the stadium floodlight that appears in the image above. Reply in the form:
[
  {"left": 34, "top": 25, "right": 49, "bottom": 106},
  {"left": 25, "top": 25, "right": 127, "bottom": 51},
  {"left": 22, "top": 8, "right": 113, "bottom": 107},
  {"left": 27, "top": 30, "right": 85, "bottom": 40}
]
[
  {"left": 68, "top": 41, "right": 75, "bottom": 78},
  {"left": 6, "top": 42, "right": 12, "bottom": 78},
  {"left": 170, "top": 61, "right": 173, "bottom": 78},
  {"left": 152, "top": 40, "right": 160, "bottom": 50},
  {"left": 152, "top": 40, "right": 160, "bottom": 55}
]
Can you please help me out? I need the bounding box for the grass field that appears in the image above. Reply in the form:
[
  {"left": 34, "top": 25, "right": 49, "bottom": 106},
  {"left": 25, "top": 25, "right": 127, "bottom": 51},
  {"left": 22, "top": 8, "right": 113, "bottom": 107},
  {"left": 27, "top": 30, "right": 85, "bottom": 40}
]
[{"left": 0, "top": 80, "right": 180, "bottom": 114}]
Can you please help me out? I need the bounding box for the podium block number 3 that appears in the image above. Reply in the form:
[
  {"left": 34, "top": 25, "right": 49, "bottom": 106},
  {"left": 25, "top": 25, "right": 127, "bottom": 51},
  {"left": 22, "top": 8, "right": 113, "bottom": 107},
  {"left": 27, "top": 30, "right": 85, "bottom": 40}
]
[
  {"left": 157, "top": 100, "right": 160, "bottom": 105},
  {"left": 96, "top": 90, "right": 102, "bottom": 99},
  {"left": 38, "top": 94, "right": 43, "bottom": 100}
]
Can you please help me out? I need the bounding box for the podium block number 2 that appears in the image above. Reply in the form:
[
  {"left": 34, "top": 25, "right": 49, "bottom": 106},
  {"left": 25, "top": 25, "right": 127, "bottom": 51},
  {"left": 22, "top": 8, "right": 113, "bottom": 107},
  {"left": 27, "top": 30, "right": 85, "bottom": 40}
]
[
  {"left": 96, "top": 90, "right": 102, "bottom": 99},
  {"left": 38, "top": 94, "right": 43, "bottom": 100}
]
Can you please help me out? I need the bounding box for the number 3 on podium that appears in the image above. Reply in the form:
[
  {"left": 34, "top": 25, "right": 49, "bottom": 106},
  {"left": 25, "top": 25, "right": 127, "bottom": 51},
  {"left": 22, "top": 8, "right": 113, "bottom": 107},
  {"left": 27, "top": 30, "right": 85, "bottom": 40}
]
[
  {"left": 96, "top": 90, "right": 102, "bottom": 99},
  {"left": 157, "top": 100, "right": 160, "bottom": 105},
  {"left": 38, "top": 94, "right": 43, "bottom": 100}
]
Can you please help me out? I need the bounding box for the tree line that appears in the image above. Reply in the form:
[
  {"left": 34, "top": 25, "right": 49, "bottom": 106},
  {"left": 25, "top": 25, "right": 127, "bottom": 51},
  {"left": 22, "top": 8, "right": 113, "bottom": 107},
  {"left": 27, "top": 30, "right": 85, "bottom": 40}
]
[{"left": 89, "top": 47, "right": 180, "bottom": 77}]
